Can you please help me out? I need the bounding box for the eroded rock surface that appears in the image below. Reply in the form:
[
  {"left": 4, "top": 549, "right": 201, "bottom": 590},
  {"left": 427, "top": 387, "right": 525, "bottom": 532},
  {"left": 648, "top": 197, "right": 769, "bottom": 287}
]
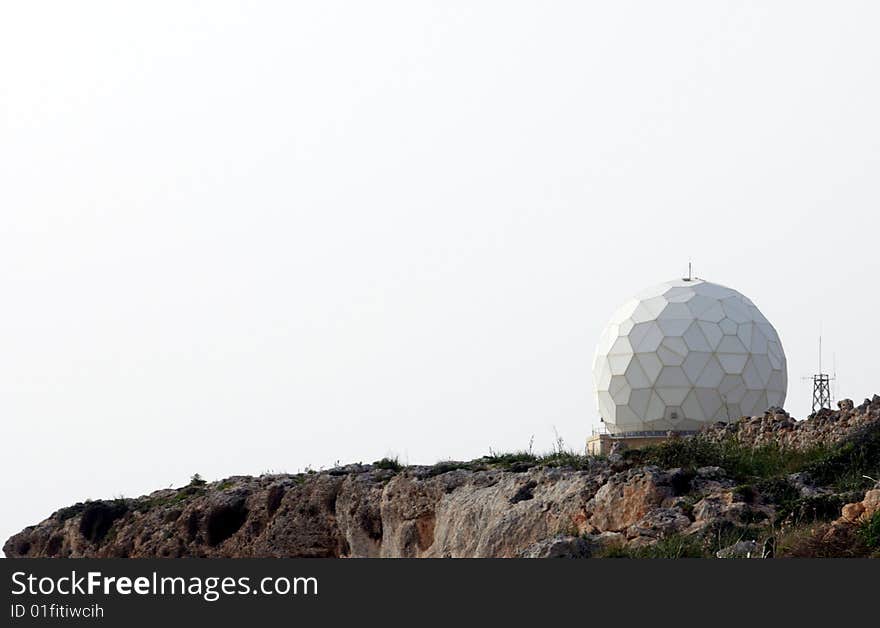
[{"left": 6, "top": 398, "right": 880, "bottom": 558}]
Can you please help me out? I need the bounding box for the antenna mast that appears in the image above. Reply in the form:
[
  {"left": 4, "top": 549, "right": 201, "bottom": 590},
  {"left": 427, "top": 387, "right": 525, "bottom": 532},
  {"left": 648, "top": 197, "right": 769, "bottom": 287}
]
[{"left": 833, "top": 353, "right": 838, "bottom": 401}]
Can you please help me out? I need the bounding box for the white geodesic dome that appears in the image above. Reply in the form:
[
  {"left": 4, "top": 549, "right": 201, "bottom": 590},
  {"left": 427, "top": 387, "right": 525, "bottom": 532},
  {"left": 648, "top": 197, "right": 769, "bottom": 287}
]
[{"left": 592, "top": 278, "right": 787, "bottom": 433}]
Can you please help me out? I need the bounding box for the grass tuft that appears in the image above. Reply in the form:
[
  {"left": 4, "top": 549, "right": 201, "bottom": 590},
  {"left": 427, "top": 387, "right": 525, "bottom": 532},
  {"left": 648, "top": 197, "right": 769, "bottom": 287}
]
[{"left": 594, "top": 533, "right": 707, "bottom": 559}]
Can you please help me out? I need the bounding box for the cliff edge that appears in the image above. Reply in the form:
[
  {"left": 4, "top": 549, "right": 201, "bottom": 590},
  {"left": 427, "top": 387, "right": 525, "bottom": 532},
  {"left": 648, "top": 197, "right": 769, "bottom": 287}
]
[{"left": 6, "top": 397, "right": 880, "bottom": 558}]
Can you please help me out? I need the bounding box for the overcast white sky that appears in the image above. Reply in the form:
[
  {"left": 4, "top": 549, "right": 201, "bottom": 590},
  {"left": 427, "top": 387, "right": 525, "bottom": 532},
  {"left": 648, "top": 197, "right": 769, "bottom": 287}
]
[{"left": 2, "top": 1, "right": 879, "bottom": 548}]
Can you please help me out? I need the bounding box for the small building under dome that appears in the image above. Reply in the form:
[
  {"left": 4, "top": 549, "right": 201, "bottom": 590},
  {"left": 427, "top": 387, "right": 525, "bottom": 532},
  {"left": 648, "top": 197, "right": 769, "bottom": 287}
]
[{"left": 587, "top": 277, "right": 787, "bottom": 455}]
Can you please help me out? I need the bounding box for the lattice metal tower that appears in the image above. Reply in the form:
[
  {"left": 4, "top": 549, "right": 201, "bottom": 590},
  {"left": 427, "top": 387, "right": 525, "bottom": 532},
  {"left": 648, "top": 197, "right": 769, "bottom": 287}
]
[
  {"left": 810, "top": 337, "right": 833, "bottom": 413},
  {"left": 811, "top": 373, "right": 832, "bottom": 413}
]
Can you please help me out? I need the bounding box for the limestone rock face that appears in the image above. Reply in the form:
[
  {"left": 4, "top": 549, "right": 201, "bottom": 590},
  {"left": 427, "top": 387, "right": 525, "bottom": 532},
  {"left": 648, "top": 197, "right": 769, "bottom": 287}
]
[
  {"left": 838, "top": 489, "right": 880, "bottom": 525},
  {"left": 0, "top": 460, "right": 754, "bottom": 558},
  {"left": 5, "top": 397, "right": 879, "bottom": 558},
  {"left": 716, "top": 540, "right": 759, "bottom": 558},
  {"left": 626, "top": 507, "right": 691, "bottom": 540},
  {"left": 4, "top": 466, "right": 612, "bottom": 559},
  {"left": 691, "top": 492, "right": 748, "bottom": 527},
  {"left": 699, "top": 397, "right": 880, "bottom": 450},
  {"left": 519, "top": 535, "right": 592, "bottom": 558},
  {"left": 583, "top": 467, "right": 671, "bottom": 532}
]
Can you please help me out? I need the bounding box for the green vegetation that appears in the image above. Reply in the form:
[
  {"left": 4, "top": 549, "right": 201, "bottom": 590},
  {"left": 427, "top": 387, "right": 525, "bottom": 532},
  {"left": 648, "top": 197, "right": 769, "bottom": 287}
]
[
  {"left": 369, "top": 434, "right": 597, "bottom": 477},
  {"left": 623, "top": 424, "right": 880, "bottom": 522},
  {"left": 480, "top": 450, "right": 538, "bottom": 470},
  {"left": 775, "top": 522, "right": 868, "bottom": 558},
  {"left": 477, "top": 450, "right": 595, "bottom": 471},
  {"left": 858, "top": 510, "right": 880, "bottom": 550},
  {"left": 176, "top": 484, "right": 206, "bottom": 500},
  {"left": 801, "top": 423, "right": 880, "bottom": 491},
  {"left": 189, "top": 473, "right": 207, "bottom": 486},
  {"left": 777, "top": 492, "right": 863, "bottom": 524},
  {"left": 594, "top": 521, "right": 776, "bottom": 559},
  {"left": 373, "top": 457, "right": 403, "bottom": 471},
  {"left": 536, "top": 450, "right": 594, "bottom": 470},
  {"left": 595, "top": 533, "right": 706, "bottom": 559},
  {"left": 56, "top": 503, "right": 87, "bottom": 522},
  {"left": 624, "top": 437, "right": 829, "bottom": 482},
  {"left": 754, "top": 477, "right": 801, "bottom": 505},
  {"left": 482, "top": 432, "right": 594, "bottom": 472},
  {"left": 131, "top": 484, "right": 207, "bottom": 512}
]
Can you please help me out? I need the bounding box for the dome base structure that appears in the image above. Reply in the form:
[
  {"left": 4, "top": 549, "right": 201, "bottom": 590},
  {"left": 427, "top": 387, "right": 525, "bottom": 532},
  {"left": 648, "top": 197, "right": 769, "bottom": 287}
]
[
  {"left": 585, "top": 429, "right": 699, "bottom": 456},
  {"left": 592, "top": 278, "right": 787, "bottom": 435}
]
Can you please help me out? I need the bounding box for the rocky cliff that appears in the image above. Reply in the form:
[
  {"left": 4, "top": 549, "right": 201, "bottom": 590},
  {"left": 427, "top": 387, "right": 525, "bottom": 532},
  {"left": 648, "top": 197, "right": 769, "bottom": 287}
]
[{"left": 6, "top": 397, "right": 880, "bottom": 558}]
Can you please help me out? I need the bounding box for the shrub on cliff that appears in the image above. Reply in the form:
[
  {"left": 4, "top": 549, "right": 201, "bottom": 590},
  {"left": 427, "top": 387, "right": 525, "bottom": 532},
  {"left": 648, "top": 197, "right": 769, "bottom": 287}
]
[
  {"left": 623, "top": 437, "right": 827, "bottom": 481},
  {"left": 801, "top": 421, "right": 880, "bottom": 491},
  {"left": 373, "top": 457, "right": 403, "bottom": 471}
]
